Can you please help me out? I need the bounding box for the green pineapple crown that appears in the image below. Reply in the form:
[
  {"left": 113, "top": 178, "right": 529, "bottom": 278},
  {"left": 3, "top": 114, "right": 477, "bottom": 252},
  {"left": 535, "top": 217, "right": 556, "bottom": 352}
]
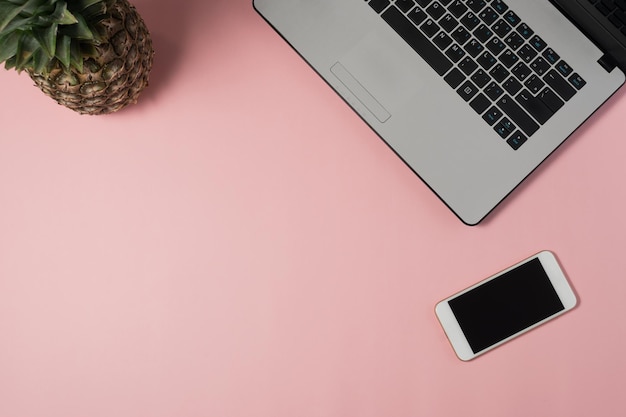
[{"left": 0, "top": 0, "right": 107, "bottom": 75}]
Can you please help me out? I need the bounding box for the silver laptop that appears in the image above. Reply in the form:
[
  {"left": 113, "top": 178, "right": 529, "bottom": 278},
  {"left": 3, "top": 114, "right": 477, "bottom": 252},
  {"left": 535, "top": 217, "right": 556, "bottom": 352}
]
[{"left": 254, "top": 0, "right": 626, "bottom": 225}]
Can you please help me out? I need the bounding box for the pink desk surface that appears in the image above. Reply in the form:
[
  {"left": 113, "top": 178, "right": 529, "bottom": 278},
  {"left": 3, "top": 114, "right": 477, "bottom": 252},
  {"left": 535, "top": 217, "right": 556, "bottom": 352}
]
[{"left": 2, "top": 1, "right": 626, "bottom": 416}]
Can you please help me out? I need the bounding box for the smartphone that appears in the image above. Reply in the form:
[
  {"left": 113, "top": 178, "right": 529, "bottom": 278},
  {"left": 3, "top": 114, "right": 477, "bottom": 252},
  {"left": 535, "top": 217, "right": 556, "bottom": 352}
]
[{"left": 435, "top": 251, "right": 577, "bottom": 361}]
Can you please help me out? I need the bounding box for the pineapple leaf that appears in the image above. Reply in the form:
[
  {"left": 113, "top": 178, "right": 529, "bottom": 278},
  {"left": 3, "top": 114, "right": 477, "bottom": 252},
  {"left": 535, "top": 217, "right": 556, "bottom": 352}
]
[
  {"left": 35, "top": 2, "right": 74, "bottom": 26},
  {"left": 1, "top": 15, "right": 31, "bottom": 35},
  {"left": 15, "top": 0, "right": 42, "bottom": 16},
  {"left": 69, "top": 37, "right": 82, "bottom": 72},
  {"left": 15, "top": 32, "right": 39, "bottom": 70},
  {"left": 61, "top": 13, "right": 93, "bottom": 40},
  {"left": 0, "top": 0, "right": 41, "bottom": 33},
  {"left": 0, "top": 31, "right": 20, "bottom": 62},
  {"left": 0, "top": 2, "right": 24, "bottom": 34},
  {"left": 31, "top": 47, "right": 48, "bottom": 74},
  {"left": 55, "top": 33, "right": 71, "bottom": 69},
  {"left": 33, "top": 23, "right": 57, "bottom": 57},
  {"left": 58, "top": 9, "right": 78, "bottom": 26},
  {"left": 75, "top": 0, "right": 104, "bottom": 11},
  {"left": 79, "top": 3, "right": 106, "bottom": 23},
  {"left": 4, "top": 56, "right": 17, "bottom": 71}
]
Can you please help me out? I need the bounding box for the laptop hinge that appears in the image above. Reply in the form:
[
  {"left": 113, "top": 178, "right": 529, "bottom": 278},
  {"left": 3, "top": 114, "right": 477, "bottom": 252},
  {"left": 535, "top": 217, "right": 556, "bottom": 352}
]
[{"left": 598, "top": 53, "right": 618, "bottom": 73}]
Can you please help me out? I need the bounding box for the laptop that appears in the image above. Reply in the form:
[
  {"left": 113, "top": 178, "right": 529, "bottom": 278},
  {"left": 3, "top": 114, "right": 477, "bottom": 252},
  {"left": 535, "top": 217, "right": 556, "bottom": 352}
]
[{"left": 254, "top": 0, "right": 626, "bottom": 225}]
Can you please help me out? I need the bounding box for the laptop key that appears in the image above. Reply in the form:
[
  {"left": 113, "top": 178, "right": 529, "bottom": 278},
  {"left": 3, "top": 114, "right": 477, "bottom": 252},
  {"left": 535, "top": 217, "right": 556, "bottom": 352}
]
[
  {"left": 500, "top": 118, "right": 515, "bottom": 133},
  {"left": 464, "top": 38, "right": 484, "bottom": 57},
  {"left": 434, "top": 32, "right": 453, "bottom": 49},
  {"left": 445, "top": 43, "right": 466, "bottom": 62},
  {"left": 483, "top": 106, "right": 503, "bottom": 125},
  {"left": 489, "top": 63, "right": 509, "bottom": 82},
  {"left": 503, "top": 76, "right": 522, "bottom": 95},
  {"left": 440, "top": 14, "right": 459, "bottom": 32},
  {"left": 494, "top": 117, "right": 516, "bottom": 138},
  {"left": 538, "top": 87, "right": 564, "bottom": 113},
  {"left": 382, "top": 6, "right": 453, "bottom": 75},
  {"left": 524, "top": 74, "right": 545, "bottom": 94},
  {"left": 516, "top": 23, "right": 534, "bottom": 39},
  {"left": 421, "top": 18, "right": 441, "bottom": 37},
  {"left": 542, "top": 47, "right": 560, "bottom": 64},
  {"left": 461, "top": 12, "right": 481, "bottom": 30},
  {"left": 477, "top": 51, "right": 497, "bottom": 69},
  {"left": 507, "top": 131, "right": 528, "bottom": 150},
  {"left": 544, "top": 69, "right": 576, "bottom": 101},
  {"left": 556, "top": 60, "right": 573, "bottom": 77},
  {"left": 492, "top": 0, "right": 508, "bottom": 14},
  {"left": 448, "top": 1, "right": 468, "bottom": 18},
  {"left": 595, "top": 2, "right": 612, "bottom": 15},
  {"left": 470, "top": 93, "right": 491, "bottom": 114},
  {"left": 512, "top": 62, "right": 531, "bottom": 81},
  {"left": 395, "top": 0, "right": 417, "bottom": 13},
  {"left": 504, "top": 10, "right": 521, "bottom": 26},
  {"left": 471, "top": 69, "right": 491, "bottom": 88},
  {"left": 499, "top": 49, "right": 519, "bottom": 67},
  {"left": 486, "top": 37, "right": 506, "bottom": 55},
  {"left": 457, "top": 80, "right": 479, "bottom": 101},
  {"left": 466, "top": 0, "right": 486, "bottom": 13},
  {"left": 530, "top": 57, "right": 550, "bottom": 75},
  {"left": 408, "top": 7, "right": 428, "bottom": 25},
  {"left": 479, "top": 7, "right": 499, "bottom": 25},
  {"left": 426, "top": 2, "right": 446, "bottom": 19},
  {"left": 569, "top": 73, "right": 587, "bottom": 89},
  {"left": 484, "top": 82, "right": 504, "bottom": 100},
  {"left": 493, "top": 19, "right": 512, "bottom": 37},
  {"left": 516, "top": 89, "right": 554, "bottom": 124},
  {"left": 504, "top": 31, "right": 524, "bottom": 50},
  {"left": 369, "top": 0, "right": 391, "bottom": 13},
  {"left": 474, "top": 24, "right": 493, "bottom": 42},
  {"left": 444, "top": 67, "right": 465, "bottom": 88},
  {"left": 529, "top": 35, "right": 547, "bottom": 51},
  {"left": 459, "top": 56, "right": 479, "bottom": 75},
  {"left": 609, "top": 13, "right": 623, "bottom": 29},
  {"left": 497, "top": 95, "right": 540, "bottom": 136},
  {"left": 452, "top": 26, "right": 471, "bottom": 44},
  {"left": 518, "top": 44, "right": 538, "bottom": 63}
]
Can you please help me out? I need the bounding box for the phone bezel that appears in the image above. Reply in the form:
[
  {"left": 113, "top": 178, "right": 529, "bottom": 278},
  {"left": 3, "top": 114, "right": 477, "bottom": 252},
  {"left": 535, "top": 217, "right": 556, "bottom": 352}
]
[{"left": 435, "top": 251, "right": 578, "bottom": 361}]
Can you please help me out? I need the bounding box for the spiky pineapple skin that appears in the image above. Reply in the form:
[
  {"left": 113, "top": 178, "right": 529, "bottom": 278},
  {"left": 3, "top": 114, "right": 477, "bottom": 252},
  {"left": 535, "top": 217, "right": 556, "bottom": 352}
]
[{"left": 28, "top": 0, "right": 154, "bottom": 115}]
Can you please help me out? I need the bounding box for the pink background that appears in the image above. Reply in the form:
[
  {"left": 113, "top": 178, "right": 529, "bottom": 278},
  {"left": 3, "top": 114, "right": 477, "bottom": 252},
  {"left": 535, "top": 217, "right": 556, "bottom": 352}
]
[{"left": 2, "top": 1, "right": 626, "bottom": 416}]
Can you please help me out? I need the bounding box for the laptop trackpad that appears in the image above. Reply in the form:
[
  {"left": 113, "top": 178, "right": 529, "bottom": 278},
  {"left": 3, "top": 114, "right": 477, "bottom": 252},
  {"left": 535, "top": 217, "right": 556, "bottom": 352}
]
[
  {"left": 332, "top": 32, "right": 426, "bottom": 123},
  {"left": 331, "top": 62, "right": 391, "bottom": 122}
]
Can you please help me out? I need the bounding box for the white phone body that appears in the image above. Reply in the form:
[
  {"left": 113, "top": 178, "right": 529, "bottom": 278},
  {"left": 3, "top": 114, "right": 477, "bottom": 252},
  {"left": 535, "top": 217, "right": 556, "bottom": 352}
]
[{"left": 435, "top": 251, "right": 577, "bottom": 361}]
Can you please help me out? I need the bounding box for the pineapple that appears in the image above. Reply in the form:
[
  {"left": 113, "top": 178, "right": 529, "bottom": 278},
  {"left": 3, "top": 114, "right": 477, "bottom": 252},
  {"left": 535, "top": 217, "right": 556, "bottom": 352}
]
[{"left": 0, "top": 0, "right": 154, "bottom": 115}]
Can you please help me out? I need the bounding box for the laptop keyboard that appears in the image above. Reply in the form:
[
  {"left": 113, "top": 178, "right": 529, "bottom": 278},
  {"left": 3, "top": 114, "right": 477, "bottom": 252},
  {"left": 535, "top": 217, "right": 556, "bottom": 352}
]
[
  {"left": 366, "top": 0, "right": 586, "bottom": 150},
  {"left": 587, "top": 0, "right": 626, "bottom": 35}
]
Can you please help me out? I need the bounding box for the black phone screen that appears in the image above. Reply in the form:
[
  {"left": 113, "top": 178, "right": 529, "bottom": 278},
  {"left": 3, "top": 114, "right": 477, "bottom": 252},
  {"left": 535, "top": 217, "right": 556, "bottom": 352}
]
[{"left": 448, "top": 258, "right": 565, "bottom": 354}]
